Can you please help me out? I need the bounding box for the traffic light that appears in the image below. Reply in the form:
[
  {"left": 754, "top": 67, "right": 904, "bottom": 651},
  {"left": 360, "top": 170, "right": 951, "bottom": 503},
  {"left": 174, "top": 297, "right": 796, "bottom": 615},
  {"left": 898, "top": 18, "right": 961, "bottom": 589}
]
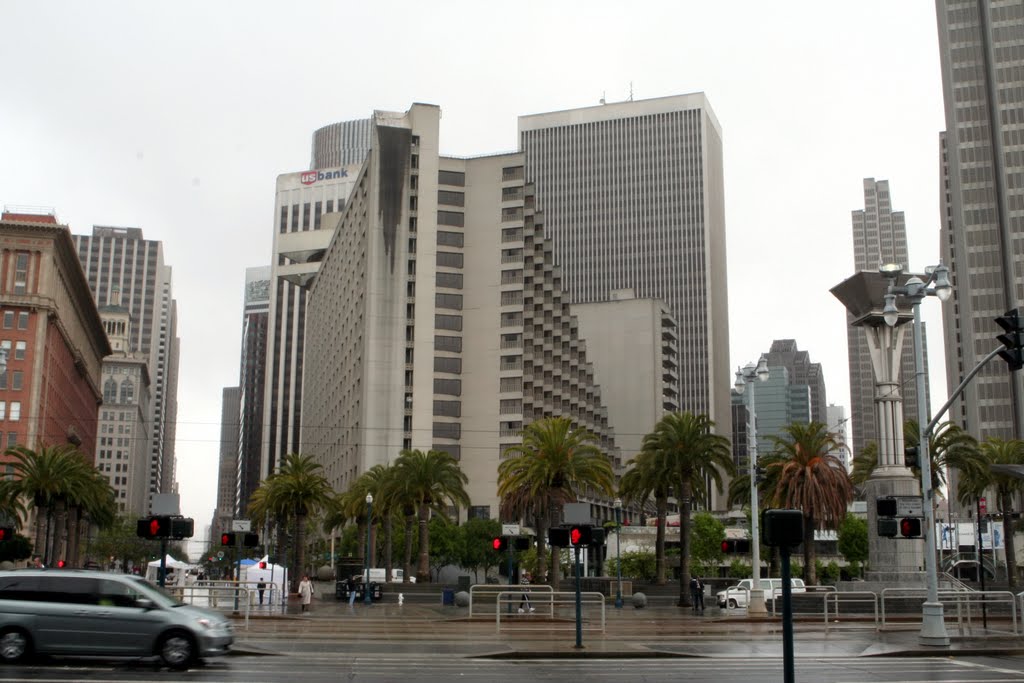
[
  {"left": 755, "top": 466, "right": 767, "bottom": 485},
  {"left": 259, "top": 561, "right": 267, "bottom": 569},
  {"left": 492, "top": 536, "right": 508, "bottom": 552},
  {"left": 589, "top": 527, "right": 606, "bottom": 546},
  {"left": 0, "top": 527, "right": 14, "bottom": 541},
  {"left": 548, "top": 527, "right": 570, "bottom": 546},
  {"left": 514, "top": 536, "right": 531, "bottom": 551},
  {"left": 220, "top": 532, "right": 236, "bottom": 546},
  {"left": 900, "top": 518, "right": 922, "bottom": 538},
  {"left": 762, "top": 509, "right": 804, "bottom": 547},
  {"left": 569, "top": 525, "right": 594, "bottom": 547},
  {"left": 995, "top": 308, "right": 1023, "bottom": 371},
  {"left": 136, "top": 515, "right": 172, "bottom": 540},
  {"left": 721, "top": 539, "right": 752, "bottom": 554},
  {"left": 170, "top": 517, "right": 195, "bottom": 540},
  {"left": 56, "top": 559, "right": 66, "bottom": 568},
  {"left": 903, "top": 446, "right": 919, "bottom": 469},
  {"left": 876, "top": 497, "right": 897, "bottom": 518},
  {"left": 243, "top": 533, "right": 259, "bottom": 547}
]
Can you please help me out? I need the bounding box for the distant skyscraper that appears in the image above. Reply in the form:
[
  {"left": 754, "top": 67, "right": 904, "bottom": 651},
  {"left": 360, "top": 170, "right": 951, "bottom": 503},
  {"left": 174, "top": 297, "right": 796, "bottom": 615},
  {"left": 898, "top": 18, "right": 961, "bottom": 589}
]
[
  {"left": 763, "top": 339, "right": 827, "bottom": 424},
  {"left": 826, "top": 404, "right": 850, "bottom": 470},
  {"left": 936, "top": 1, "right": 1024, "bottom": 442},
  {"left": 260, "top": 166, "right": 360, "bottom": 480},
  {"left": 213, "top": 386, "right": 240, "bottom": 545},
  {"left": 73, "top": 227, "right": 179, "bottom": 512},
  {"left": 310, "top": 118, "right": 372, "bottom": 169},
  {"left": 847, "top": 179, "right": 926, "bottom": 458},
  {"left": 236, "top": 266, "right": 269, "bottom": 516},
  {"left": 519, "top": 94, "right": 731, "bottom": 435}
]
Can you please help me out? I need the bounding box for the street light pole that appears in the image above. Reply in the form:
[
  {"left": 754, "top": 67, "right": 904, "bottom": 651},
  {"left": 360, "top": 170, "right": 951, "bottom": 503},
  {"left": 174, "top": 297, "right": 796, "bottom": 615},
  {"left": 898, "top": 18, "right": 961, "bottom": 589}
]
[
  {"left": 364, "top": 493, "right": 374, "bottom": 607},
  {"left": 881, "top": 263, "right": 952, "bottom": 646},
  {"left": 614, "top": 498, "right": 623, "bottom": 609},
  {"left": 735, "top": 356, "right": 769, "bottom": 616}
]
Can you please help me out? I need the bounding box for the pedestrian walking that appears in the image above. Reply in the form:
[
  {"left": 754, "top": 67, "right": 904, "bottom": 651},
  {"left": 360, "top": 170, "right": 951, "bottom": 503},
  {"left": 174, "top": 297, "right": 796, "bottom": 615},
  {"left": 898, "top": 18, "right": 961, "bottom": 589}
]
[
  {"left": 347, "top": 575, "right": 357, "bottom": 606},
  {"left": 518, "top": 571, "right": 535, "bottom": 613},
  {"left": 257, "top": 581, "right": 267, "bottom": 605},
  {"left": 690, "top": 576, "right": 705, "bottom": 613},
  {"left": 298, "top": 575, "right": 314, "bottom": 613}
]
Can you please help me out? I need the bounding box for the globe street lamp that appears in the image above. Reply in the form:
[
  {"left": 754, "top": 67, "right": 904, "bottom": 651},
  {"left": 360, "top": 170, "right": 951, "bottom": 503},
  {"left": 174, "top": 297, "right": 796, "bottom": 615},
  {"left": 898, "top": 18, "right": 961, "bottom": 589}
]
[
  {"left": 364, "top": 493, "right": 374, "bottom": 606},
  {"left": 734, "top": 355, "right": 769, "bottom": 616},
  {"left": 614, "top": 497, "right": 623, "bottom": 609},
  {"left": 881, "top": 262, "right": 952, "bottom": 646}
]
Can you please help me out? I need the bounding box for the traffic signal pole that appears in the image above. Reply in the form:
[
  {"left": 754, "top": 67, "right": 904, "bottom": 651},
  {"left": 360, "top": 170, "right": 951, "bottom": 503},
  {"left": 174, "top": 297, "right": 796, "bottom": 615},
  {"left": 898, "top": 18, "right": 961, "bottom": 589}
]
[
  {"left": 506, "top": 543, "right": 514, "bottom": 615},
  {"left": 158, "top": 538, "right": 168, "bottom": 588},
  {"left": 977, "top": 497, "right": 988, "bottom": 629},
  {"left": 574, "top": 544, "right": 583, "bottom": 649}
]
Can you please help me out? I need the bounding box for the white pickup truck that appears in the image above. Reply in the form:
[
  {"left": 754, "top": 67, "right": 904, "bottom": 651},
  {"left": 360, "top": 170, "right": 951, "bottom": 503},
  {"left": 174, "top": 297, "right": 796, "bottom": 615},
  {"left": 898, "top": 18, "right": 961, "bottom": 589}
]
[{"left": 716, "top": 578, "right": 806, "bottom": 608}]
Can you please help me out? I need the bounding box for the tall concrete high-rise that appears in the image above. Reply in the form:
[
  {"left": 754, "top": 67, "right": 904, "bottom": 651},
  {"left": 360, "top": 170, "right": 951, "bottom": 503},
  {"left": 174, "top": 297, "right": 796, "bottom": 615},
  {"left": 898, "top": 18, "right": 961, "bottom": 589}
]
[
  {"left": 73, "top": 227, "right": 179, "bottom": 512},
  {"left": 260, "top": 166, "right": 360, "bottom": 480},
  {"left": 936, "top": 1, "right": 1024, "bottom": 443},
  {"left": 847, "top": 179, "right": 927, "bottom": 458},
  {"left": 236, "top": 266, "right": 269, "bottom": 516},
  {"left": 301, "top": 104, "right": 621, "bottom": 520},
  {"left": 763, "top": 339, "right": 827, "bottom": 424},
  {"left": 519, "top": 94, "right": 731, "bottom": 438},
  {"left": 826, "top": 404, "right": 850, "bottom": 470}
]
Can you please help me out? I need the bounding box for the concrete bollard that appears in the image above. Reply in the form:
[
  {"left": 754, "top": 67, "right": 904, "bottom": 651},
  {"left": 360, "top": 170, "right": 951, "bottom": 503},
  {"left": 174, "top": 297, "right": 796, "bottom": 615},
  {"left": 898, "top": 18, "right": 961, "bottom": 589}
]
[{"left": 632, "top": 592, "right": 647, "bottom": 609}]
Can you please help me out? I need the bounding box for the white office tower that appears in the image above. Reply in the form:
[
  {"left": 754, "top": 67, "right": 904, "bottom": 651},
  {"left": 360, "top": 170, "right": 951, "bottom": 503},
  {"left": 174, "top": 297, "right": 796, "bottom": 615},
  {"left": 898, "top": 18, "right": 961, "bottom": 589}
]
[
  {"left": 260, "top": 165, "right": 360, "bottom": 479},
  {"left": 826, "top": 404, "right": 849, "bottom": 471},
  {"left": 518, "top": 94, "right": 732, "bottom": 459},
  {"left": 302, "top": 104, "right": 620, "bottom": 519}
]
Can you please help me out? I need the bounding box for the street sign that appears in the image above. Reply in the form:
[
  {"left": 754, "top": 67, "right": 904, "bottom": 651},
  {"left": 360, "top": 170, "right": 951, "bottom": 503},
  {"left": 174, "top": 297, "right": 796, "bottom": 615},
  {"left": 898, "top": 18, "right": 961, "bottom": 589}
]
[
  {"left": 217, "top": 551, "right": 224, "bottom": 559},
  {"left": 895, "top": 496, "right": 924, "bottom": 517},
  {"left": 979, "top": 497, "right": 987, "bottom": 515},
  {"left": 501, "top": 524, "right": 520, "bottom": 536},
  {"left": 231, "top": 519, "right": 252, "bottom": 532}
]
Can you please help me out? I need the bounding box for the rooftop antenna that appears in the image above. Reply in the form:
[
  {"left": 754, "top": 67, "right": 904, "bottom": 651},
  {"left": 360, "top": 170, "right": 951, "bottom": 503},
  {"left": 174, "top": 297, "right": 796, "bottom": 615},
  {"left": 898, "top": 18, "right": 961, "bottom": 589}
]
[
  {"left": 600, "top": 91, "right": 606, "bottom": 105},
  {"left": 629, "top": 82, "right": 634, "bottom": 101}
]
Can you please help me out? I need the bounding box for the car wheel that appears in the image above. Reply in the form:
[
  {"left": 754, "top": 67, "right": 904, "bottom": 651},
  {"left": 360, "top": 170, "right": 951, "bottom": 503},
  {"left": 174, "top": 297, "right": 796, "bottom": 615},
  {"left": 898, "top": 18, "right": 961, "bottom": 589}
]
[
  {"left": 157, "top": 631, "right": 196, "bottom": 670},
  {"left": 0, "top": 628, "right": 31, "bottom": 664},
  {"left": 727, "top": 599, "right": 738, "bottom": 608}
]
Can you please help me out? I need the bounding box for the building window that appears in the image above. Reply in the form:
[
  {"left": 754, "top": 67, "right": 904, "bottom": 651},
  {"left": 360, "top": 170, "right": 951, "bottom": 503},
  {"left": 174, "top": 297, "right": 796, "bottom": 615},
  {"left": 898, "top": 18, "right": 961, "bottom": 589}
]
[
  {"left": 13, "top": 341, "right": 24, "bottom": 360},
  {"left": 11, "top": 402, "right": 22, "bottom": 421},
  {"left": 4, "top": 433, "right": 13, "bottom": 448},
  {"left": 433, "top": 356, "right": 462, "bottom": 374},
  {"left": 433, "top": 400, "right": 462, "bottom": 418},
  {"left": 10, "top": 372, "right": 21, "bottom": 391},
  {"left": 434, "top": 336, "right": 462, "bottom": 353},
  {"left": 17, "top": 313, "right": 28, "bottom": 330},
  {"left": 103, "top": 378, "right": 117, "bottom": 404},
  {"left": 468, "top": 505, "right": 490, "bottom": 520},
  {"left": 438, "top": 170, "right": 465, "bottom": 187},
  {"left": 435, "top": 293, "right": 463, "bottom": 311},
  {"left": 436, "top": 231, "right": 464, "bottom": 248},
  {"left": 436, "top": 252, "right": 464, "bottom": 269},
  {"left": 120, "top": 379, "right": 134, "bottom": 403},
  {"left": 438, "top": 190, "right": 465, "bottom": 207},
  {"left": 432, "top": 422, "right": 461, "bottom": 439},
  {"left": 436, "top": 272, "right": 463, "bottom": 289},
  {"left": 13, "top": 253, "right": 28, "bottom": 295},
  {"left": 1, "top": 313, "right": 11, "bottom": 329},
  {"left": 0, "top": 401, "right": 5, "bottom": 420},
  {"left": 434, "top": 314, "right": 463, "bottom": 331},
  {"left": 433, "top": 378, "right": 462, "bottom": 396},
  {"left": 437, "top": 211, "right": 465, "bottom": 227}
]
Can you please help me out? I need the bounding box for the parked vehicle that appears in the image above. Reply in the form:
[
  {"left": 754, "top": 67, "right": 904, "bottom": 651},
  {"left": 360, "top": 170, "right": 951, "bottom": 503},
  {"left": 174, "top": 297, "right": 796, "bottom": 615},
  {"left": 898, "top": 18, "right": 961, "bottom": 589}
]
[
  {"left": 716, "top": 578, "right": 806, "bottom": 608},
  {"left": 0, "top": 569, "right": 232, "bottom": 669}
]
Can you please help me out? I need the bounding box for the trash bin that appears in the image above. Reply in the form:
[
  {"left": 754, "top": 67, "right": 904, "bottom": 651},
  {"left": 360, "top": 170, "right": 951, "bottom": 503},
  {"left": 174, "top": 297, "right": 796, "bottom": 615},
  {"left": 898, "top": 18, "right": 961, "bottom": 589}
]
[
  {"left": 457, "top": 575, "right": 472, "bottom": 592},
  {"left": 442, "top": 587, "right": 455, "bottom": 606}
]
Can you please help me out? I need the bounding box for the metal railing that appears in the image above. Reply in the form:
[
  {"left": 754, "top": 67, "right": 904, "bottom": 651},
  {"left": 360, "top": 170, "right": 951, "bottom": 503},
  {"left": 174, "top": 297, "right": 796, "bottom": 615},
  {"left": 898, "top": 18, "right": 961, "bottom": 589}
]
[
  {"left": 767, "top": 585, "right": 834, "bottom": 617},
  {"left": 469, "top": 583, "right": 553, "bottom": 617},
  {"left": 823, "top": 591, "right": 879, "bottom": 632},
  {"left": 880, "top": 587, "right": 1018, "bottom": 636},
  {"left": 494, "top": 590, "right": 606, "bottom": 633}
]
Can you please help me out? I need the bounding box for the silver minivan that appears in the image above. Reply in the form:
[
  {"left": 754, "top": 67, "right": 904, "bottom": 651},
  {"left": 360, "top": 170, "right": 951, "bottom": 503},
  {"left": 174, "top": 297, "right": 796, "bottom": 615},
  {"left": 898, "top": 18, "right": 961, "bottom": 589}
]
[{"left": 0, "top": 569, "right": 232, "bottom": 669}]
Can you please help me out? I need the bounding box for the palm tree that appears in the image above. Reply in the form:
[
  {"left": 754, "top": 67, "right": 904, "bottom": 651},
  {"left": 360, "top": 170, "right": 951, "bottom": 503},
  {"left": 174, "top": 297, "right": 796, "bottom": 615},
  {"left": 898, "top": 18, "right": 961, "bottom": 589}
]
[
  {"left": 250, "top": 453, "right": 333, "bottom": 588},
  {"left": 6, "top": 444, "right": 100, "bottom": 564},
  {"left": 850, "top": 441, "right": 878, "bottom": 489},
  {"left": 392, "top": 449, "right": 470, "bottom": 582},
  {"left": 619, "top": 450, "right": 672, "bottom": 584},
  {"left": 765, "top": 422, "right": 853, "bottom": 585},
  {"left": 641, "top": 412, "right": 732, "bottom": 607},
  {"left": 957, "top": 437, "right": 1024, "bottom": 588},
  {"left": 903, "top": 421, "right": 982, "bottom": 510},
  {"left": 498, "top": 417, "right": 614, "bottom": 585}
]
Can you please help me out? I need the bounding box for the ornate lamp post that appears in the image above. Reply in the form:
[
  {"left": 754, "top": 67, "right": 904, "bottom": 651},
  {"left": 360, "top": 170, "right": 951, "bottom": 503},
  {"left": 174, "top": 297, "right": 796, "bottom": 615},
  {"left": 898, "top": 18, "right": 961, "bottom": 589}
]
[
  {"left": 734, "top": 356, "right": 769, "bottom": 615},
  {"left": 881, "top": 262, "right": 953, "bottom": 646},
  {"left": 614, "top": 498, "right": 623, "bottom": 609},
  {"left": 364, "top": 493, "right": 374, "bottom": 606}
]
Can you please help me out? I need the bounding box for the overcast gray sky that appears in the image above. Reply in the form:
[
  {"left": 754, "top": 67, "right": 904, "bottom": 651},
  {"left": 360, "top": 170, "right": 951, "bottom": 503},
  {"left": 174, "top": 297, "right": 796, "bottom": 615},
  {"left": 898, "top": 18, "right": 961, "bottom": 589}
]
[{"left": 0, "top": 1, "right": 947, "bottom": 536}]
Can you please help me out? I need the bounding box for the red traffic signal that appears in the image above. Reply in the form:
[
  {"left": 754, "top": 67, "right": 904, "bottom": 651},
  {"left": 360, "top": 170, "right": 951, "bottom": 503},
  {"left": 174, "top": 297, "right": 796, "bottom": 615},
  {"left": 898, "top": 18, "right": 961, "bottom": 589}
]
[
  {"left": 259, "top": 561, "right": 267, "bottom": 569},
  {"left": 0, "top": 527, "right": 14, "bottom": 541},
  {"left": 492, "top": 537, "right": 507, "bottom": 552},
  {"left": 721, "top": 539, "right": 752, "bottom": 554},
  {"left": 569, "top": 525, "right": 592, "bottom": 546},
  {"left": 900, "top": 518, "right": 922, "bottom": 538},
  {"left": 220, "top": 532, "right": 236, "bottom": 546},
  {"left": 56, "top": 559, "right": 66, "bottom": 568}
]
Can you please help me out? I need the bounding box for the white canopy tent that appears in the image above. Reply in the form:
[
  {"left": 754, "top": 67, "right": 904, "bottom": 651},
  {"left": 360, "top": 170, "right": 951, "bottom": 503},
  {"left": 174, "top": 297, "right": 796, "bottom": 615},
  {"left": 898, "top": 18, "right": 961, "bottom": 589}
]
[
  {"left": 144, "top": 555, "right": 194, "bottom": 584},
  {"left": 239, "top": 556, "right": 288, "bottom": 605}
]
